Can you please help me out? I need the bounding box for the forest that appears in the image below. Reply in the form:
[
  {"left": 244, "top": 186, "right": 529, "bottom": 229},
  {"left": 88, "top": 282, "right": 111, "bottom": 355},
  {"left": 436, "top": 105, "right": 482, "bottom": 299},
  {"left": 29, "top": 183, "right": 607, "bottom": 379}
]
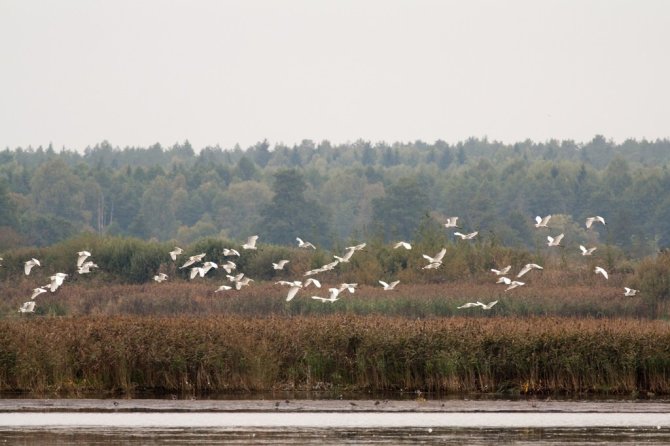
[{"left": 1, "top": 135, "right": 670, "bottom": 260}]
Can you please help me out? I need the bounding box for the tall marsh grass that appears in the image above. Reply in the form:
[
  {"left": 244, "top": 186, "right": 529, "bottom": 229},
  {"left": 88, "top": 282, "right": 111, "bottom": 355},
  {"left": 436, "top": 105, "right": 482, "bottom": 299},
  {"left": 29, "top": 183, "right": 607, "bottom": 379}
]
[
  {"left": 0, "top": 280, "right": 655, "bottom": 319},
  {"left": 1, "top": 315, "right": 669, "bottom": 396}
]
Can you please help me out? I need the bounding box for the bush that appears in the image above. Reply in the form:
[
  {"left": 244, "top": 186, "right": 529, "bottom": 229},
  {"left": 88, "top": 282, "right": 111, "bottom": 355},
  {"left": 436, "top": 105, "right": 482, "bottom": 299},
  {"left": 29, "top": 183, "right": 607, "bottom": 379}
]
[{"left": 634, "top": 251, "right": 670, "bottom": 318}]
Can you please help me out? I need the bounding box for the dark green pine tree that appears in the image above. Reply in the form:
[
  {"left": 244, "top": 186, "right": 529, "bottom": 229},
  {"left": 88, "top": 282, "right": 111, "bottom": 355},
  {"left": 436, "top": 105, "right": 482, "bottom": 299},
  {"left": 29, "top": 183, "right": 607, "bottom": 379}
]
[
  {"left": 259, "top": 169, "right": 332, "bottom": 247},
  {"left": 371, "top": 176, "right": 430, "bottom": 242},
  {"left": 0, "top": 180, "right": 17, "bottom": 228}
]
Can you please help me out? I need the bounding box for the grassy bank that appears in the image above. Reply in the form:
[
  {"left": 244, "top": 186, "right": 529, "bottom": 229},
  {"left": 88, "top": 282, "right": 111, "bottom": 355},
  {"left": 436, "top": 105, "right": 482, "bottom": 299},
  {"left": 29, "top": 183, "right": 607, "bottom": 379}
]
[{"left": 1, "top": 315, "right": 669, "bottom": 396}]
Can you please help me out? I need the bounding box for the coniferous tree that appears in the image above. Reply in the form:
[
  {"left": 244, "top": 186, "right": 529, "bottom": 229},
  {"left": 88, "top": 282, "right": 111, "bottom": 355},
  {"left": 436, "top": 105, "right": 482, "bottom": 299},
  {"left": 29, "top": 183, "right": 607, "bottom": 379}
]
[
  {"left": 259, "top": 169, "right": 332, "bottom": 247},
  {"left": 371, "top": 176, "right": 430, "bottom": 241}
]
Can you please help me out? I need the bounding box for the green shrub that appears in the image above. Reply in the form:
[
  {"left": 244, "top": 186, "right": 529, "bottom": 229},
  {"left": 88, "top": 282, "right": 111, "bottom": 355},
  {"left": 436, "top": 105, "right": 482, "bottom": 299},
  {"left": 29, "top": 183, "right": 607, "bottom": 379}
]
[{"left": 634, "top": 251, "right": 670, "bottom": 318}]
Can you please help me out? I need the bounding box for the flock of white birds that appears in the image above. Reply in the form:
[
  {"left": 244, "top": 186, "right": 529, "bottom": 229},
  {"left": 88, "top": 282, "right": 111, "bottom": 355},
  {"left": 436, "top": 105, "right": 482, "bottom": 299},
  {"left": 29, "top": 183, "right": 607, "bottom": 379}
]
[
  {"left": 456, "top": 214, "right": 638, "bottom": 310},
  {"left": 154, "top": 213, "right": 638, "bottom": 310},
  {"left": 11, "top": 214, "right": 640, "bottom": 315},
  {"left": 16, "top": 250, "right": 97, "bottom": 314},
  {"left": 164, "top": 236, "right": 367, "bottom": 304}
]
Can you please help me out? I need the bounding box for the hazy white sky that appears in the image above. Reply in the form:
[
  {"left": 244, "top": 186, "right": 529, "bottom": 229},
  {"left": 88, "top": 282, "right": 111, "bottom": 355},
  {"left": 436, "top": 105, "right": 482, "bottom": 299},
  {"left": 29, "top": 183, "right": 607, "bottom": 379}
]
[{"left": 1, "top": 0, "right": 668, "bottom": 151}]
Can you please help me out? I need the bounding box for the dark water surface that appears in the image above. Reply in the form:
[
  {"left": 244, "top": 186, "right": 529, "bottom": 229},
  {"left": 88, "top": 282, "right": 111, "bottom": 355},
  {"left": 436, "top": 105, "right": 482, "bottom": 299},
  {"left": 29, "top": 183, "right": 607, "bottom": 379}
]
[{"left": 1, "top": 399, "right": 669, "bottom": 444}]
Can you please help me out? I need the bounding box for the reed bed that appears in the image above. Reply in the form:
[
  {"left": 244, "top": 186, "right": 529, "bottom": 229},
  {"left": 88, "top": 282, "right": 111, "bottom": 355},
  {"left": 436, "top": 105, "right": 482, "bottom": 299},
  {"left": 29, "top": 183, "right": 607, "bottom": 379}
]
[
  {"left": 0, "top": 279, "right": 657, "bottom": 319},
  {"left": 1, "top": 315, "right": 670, "bottom": 396}
]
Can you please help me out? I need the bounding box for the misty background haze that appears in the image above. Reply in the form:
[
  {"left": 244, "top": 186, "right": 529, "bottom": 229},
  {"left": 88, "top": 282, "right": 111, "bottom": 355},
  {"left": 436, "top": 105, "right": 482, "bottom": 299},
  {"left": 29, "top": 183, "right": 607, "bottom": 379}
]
[{"left": 1, "top": 0, "right": 669, "bottom": 151}]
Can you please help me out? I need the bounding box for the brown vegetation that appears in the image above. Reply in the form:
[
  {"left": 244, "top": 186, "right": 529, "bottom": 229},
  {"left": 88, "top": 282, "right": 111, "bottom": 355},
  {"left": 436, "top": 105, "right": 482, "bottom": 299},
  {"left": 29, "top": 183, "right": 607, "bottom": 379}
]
[
  {"left": 0, "top": 279, "right": 656, "bottom": 319},
  {"left": 2, "top": 233, "right": 666, "bottom": 320},
  {"left": 2, "top": 237, "right": 670, "bottom": 397},
  {"left": 1, "top": 315, "right": 669, "bottom": 396}
]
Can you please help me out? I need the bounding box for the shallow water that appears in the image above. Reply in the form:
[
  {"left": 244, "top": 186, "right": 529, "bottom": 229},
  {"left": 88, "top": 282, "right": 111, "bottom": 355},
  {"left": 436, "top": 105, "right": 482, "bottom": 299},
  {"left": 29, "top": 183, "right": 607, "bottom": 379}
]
[
  {"left": 2, "top": 426, "right": 670, "bottom": 445},
  {"left": 1, "top": 399, "right": 670, "bottom": 444}
]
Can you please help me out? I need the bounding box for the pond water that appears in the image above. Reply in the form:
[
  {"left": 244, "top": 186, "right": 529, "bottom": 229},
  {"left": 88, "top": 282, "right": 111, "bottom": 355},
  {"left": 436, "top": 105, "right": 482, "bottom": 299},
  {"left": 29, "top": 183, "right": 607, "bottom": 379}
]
[{"left": 1, "top": 399, "right": 669, "bottom": 444}]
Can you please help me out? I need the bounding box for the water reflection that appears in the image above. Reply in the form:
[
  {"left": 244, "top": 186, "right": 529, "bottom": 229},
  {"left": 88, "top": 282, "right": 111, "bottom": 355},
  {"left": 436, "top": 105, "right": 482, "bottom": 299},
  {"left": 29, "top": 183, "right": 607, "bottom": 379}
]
[
  {"left": 2, "top": 427, "right": 670, "bottom": 445},
  {"left": 1, "top": 398, "right": 669, "bottom": 445}
]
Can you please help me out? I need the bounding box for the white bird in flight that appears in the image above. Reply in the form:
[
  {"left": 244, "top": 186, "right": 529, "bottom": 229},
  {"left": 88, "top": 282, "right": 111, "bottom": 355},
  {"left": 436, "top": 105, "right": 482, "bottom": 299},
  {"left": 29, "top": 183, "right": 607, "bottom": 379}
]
[
  {"left": 393, "top": 241, "right": 412, "bottom": 250},
  {"left": 517, "top": 263, "right": 543, "bottom": 278},
  {"left": 30, "top": 287, "right": 47, "bottom": 300},
  {"left": 458, "top": 300, "right": 498, "bottom": 310},
  {"left": 234, "top": 277, "right": 254, "bottom": 290},
  {"left": 227, "top": 272, "right": 245, "bottom": 283},
  {"left": 444, "top": 217, "right": 460, "bottom": 228},
  {"left": 323, "top": 260, "right": 340, "bottom": 270},
  {"left": 579, "top": 245, "right": 597, "bottom": 256},
  {"left": 423, "top": 248, "right": 446, "bottom": 265},
  {"left": 169, "top": 247, "right": 183, "bottom": 261},
  {"left": 311, "top": 288, "right": 341, "bottom": 303},
  {"left": 18, "top": 301, "right": 36, "bottom": 313},
  {"left": 180, "top": 253, "right": 206, "bottom": 269},
  {"left": 24, "top": 258, "right": 41, "bottom": 275},
  {"left": 457, "top": 302, "right": 481, "bottom": 309},
  {"left": 379, "top": 280, "right": 400, "bottom": 290},
  {"left": 490, "top": 265, "right": 511, "bottom": 276},
  {"left": 223, "top": 248, "right": 240, "bottom": 257},
  {"left": 275, "top": 280, "right": 300, "bottom": 287},
  {"left": 505, "top": 280, "right": 525, "bottom": 292},
  {"left": 454, "top": 231, "right": 478, "bottom": 240},
  {"left": 215, "top": 285, "right": 232, "bottom": 292},
  {"left": 333, "top": 249, "right": 355, "bottom": 263},
  {"left": 624, "top": 287, "right": 638, "bottom": 296},
  {"left": 594, "top": 266, "right": 609, "bottom": 279},
  {"left": 286, "top": 284, "right": 303, "bottom": 302},
  {"left": 76, "top": 251, "right": 91, "bottom": 268},
  {"left": 305, "top": 278, "right": 321, "bottom": 288},
  {"left": 296, "top": 237, "right": 316, "bottom": 249},
  {"left": 338, "top": 283, "right": 357, "bottom": 293},
  {"left": 222, "top": 261, "right": 237, "bottom": 274},
  {"left": 189, "top": 267, "right": 203, "bottom": 280},
  {"left": 78, "top": 261, "right": 98, "bottom": 274},
  {"left": 535, "top": 215, "right": 551, "bottom": 228},
  {"left": 272, "top": 260, "right": 290, "bottom": 270},
  {"left": 497, "top": 276, "right": 525, "bottom": 291},
  {"left": 346, "top": 243, "right": 366, "bottom": 251},
  {"left": 190, "top": 262, "right": 218, "bottom": 279},
  {"left": 303, "top": 260, "right": 340, "bottom": 276},
  {"left": 547, "top": 234, "right": 564, "bottom": 247},
  {"left": 48, "top": 273, "right": 68, "bottom": 292},
  {"left": 199, "top": 261, "right": 218, "bottom": 276},
  {"left": 585, "top": 216, "right": 606, "bottom": 229},
  {"left": 82, "top": 261, "right": 98, "bottom": 269},
  {"left": 242, "top": 235, "right": 259, "bottom": 250},
  {"left": 422, "top": 262, "right": 442, "bottom": 270},
  {"left": 153, "top": 273, "right": 168, "bottom": 283}
]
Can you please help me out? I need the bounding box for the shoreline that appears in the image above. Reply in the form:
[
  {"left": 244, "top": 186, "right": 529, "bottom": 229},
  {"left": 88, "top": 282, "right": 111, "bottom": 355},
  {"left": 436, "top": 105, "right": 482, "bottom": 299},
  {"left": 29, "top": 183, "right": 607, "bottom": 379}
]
[{"left": 1, "top": 398, "right": 669, "bottom": 413}]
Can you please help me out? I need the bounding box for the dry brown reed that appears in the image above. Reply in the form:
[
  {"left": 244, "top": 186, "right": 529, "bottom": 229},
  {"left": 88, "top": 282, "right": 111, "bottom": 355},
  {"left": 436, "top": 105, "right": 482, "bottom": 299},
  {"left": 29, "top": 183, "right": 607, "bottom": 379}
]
[
  {"left": 1, "top": 315, "right": 670, "bottom": 396},
  {"left": 0, "top": 278, "right": 656, "bottom": 319}
]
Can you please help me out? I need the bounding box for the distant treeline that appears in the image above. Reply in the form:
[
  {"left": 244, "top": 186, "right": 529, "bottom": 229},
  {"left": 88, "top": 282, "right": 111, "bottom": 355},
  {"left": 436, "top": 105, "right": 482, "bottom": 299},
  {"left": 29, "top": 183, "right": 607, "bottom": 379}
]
[{"left": 1, "top": 136, "right": 669, "bottom": 256}]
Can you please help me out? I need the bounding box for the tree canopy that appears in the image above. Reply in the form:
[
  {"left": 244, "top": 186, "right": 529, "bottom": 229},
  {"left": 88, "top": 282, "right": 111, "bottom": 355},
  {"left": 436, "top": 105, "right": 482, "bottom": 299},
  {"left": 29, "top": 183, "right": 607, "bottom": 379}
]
[
  {"left": 1, "top": 136, "right": 670, "bottom": 257},
  {"left": 259, "top": 169, "right": 332, "bottom": 247}
]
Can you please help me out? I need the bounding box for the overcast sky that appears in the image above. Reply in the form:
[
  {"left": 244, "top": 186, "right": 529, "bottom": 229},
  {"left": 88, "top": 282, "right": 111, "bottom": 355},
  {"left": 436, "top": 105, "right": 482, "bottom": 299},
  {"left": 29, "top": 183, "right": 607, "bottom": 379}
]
[{"left": 1, "top": 0, "right": 668, "bottom": 151}]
